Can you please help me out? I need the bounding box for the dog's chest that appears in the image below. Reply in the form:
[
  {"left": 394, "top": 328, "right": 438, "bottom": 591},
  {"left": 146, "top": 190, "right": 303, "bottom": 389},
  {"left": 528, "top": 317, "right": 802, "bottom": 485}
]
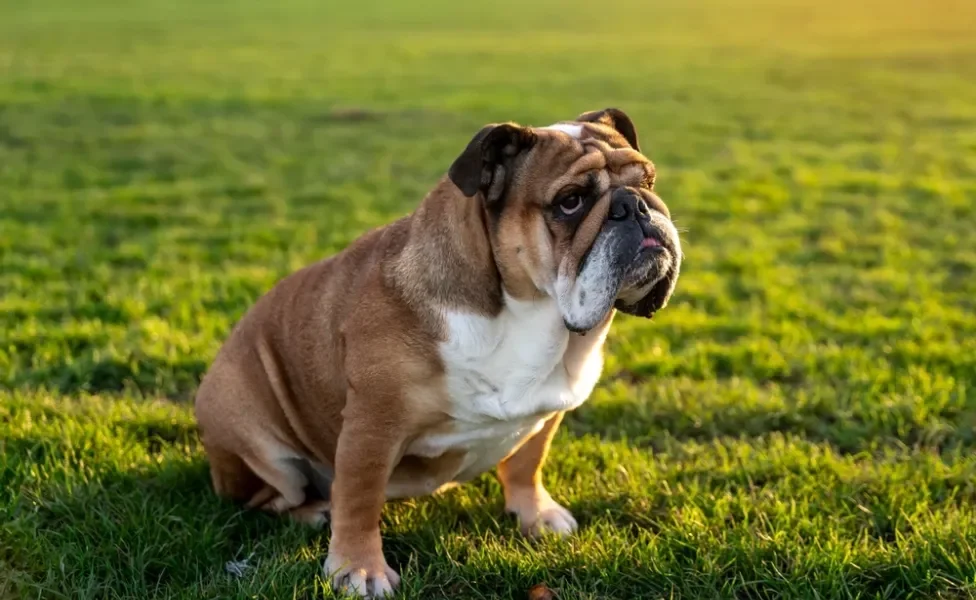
[{"left": 404, "top": 297, "right": 604, "bottom": 483}]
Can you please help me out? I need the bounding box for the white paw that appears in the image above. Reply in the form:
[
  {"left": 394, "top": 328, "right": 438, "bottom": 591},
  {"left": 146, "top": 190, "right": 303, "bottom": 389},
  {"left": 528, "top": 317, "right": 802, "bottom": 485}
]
[
  {"left": 509, "top": 490, "right": 578, "bottom": 538},
  {"left": 295, "top": 510, "right": 328, "bottom": 529},
  {"left": 323, "top": 552, "right": 400, "bottom": 598},
  {"left": 528, "top": 500, "right": 578, "bottom": 537}
]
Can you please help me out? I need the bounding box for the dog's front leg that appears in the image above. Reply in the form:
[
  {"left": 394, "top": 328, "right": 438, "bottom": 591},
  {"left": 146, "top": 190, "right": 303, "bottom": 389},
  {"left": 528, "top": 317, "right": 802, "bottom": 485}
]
[
  {"left": 324, "top": 392, "right": 403, "bottom": 599},
  {"left": 497, "top": 411, "right": 578, "bottom": 537}
]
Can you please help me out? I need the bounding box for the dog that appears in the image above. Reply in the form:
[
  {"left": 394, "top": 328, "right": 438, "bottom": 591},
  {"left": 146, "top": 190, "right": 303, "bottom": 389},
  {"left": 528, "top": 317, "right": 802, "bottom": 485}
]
[{"left": 194, "top": 108, "right": 682, "bottom": 597}]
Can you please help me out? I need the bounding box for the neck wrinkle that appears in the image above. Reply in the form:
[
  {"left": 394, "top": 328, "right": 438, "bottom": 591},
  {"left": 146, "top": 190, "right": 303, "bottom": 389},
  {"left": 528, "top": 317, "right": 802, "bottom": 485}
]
[{"left": 394, "top": 178, "right": 503, "bottom": 317}]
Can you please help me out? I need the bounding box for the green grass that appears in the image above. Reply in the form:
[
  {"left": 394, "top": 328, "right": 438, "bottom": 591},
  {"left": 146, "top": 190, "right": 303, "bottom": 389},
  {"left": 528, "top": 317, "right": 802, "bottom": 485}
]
[{"left": 2, "top": 0, "right": 976, "bottom": 597}]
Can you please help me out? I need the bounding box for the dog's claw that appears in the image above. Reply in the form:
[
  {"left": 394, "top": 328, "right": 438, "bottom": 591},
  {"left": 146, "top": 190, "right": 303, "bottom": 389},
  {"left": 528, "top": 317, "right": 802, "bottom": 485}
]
[{"left": 324, "top": 553, "right": 399, "bottom": 599}]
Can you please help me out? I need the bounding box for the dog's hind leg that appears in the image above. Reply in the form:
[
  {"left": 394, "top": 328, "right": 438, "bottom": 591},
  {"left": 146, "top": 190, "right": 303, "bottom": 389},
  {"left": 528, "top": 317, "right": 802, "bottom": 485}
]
[
  {"left": 205, "top": 440, "right": 306, "bottom": 513},
  {"left": 288, "top": 499, "right": 332, "bottom": 528},
  {"left": 240, "top": 452, "right": 311, "bottom": 513},
  {"left": 257, "top": 457, "right": 334, "bottom": 527},
  {"left": 206, "top": 443, "right": 264, "bottom": 504}
]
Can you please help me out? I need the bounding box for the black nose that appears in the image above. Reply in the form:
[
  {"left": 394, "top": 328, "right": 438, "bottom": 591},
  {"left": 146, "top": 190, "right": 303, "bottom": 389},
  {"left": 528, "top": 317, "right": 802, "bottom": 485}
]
[{"left": 609, "top": 188, "right": 650, "bottom": 222}]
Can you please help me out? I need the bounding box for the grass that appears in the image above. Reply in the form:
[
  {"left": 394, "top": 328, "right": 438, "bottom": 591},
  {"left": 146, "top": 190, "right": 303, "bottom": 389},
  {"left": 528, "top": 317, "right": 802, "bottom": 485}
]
[{"left": 2, "top": 0, "right": 976, "bottom": 597}]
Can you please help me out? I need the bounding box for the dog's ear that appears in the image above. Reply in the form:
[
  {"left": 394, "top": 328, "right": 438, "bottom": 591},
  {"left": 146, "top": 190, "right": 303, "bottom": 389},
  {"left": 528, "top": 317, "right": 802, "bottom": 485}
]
[
  {"left": 615, "top": 263, "right": 680, "bottom": 319},
  {"left": 577, "top": 108, "right": 640, "bottom": 151},
  {"left": 448, "top": 123, "right": 537, "bottom": 204}
]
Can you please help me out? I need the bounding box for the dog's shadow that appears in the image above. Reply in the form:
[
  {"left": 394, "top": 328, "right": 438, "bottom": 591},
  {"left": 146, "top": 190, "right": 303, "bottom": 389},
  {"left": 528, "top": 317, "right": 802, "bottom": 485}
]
[
  {"left": 9, "top": 423, "right": 696, "bottom": 599},
  {"left": 10, "top": 432, "right": 951, "bottom": 600},
  {"left": 7, "top": 422, "right": 327, "bottom": 598},
  {"left": 10, "top": 397, "right": 955, "bottom": 599},
  {"left": 2, "top": 423, "right": 519, "bottom": 597}
]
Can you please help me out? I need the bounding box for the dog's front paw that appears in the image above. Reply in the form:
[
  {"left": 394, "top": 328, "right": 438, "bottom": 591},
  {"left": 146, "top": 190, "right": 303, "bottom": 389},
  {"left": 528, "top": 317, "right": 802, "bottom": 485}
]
[
  {"left": 323, "top": 551, "right": 399, "bottom": 598},
  {"left": 507, "top": 487, "right": 578, "bottom": 538},
  {"left": 530, "top": 499, "right": 578, "bottom": 537}
]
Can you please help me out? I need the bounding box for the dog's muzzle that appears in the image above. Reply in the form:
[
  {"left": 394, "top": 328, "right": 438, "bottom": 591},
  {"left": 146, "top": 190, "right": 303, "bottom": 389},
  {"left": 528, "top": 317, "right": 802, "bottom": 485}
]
[
  {"left": 557, "top": 187, "right": 681, "bottom": 332},
  {"left": 605, "top": 187, "right": 678, "bottom": 291}
]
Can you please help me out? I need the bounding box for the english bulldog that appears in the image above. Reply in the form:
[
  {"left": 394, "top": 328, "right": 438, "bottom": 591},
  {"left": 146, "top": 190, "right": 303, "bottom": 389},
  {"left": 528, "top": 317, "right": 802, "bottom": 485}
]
[{"left": 194, "top": 108, "right": 682, "bottom": 597}]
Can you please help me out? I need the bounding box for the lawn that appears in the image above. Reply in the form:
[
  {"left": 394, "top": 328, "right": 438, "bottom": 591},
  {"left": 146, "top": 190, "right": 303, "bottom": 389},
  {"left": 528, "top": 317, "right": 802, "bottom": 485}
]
[{"left": 2, "top": 0, "right": 976, "bottom": 597}]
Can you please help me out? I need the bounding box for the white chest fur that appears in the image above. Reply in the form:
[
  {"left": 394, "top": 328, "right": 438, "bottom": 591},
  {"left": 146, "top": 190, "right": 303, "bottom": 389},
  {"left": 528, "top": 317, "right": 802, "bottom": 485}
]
[{"left": 405, "top": 296, "right": 607, "bottom": 483}]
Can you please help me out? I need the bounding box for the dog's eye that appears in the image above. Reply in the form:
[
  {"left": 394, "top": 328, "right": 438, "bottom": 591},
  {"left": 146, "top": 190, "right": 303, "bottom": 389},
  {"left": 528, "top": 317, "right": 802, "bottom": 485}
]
[{"left": 558, "top": 194, "right": 584, "bottom": 216}]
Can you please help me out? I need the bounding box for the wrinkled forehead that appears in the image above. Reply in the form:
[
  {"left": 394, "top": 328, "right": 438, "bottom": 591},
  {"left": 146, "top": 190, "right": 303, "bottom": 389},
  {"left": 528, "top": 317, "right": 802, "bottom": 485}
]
[
  {"left": 526, "top": 121, "right": 655, "bottom": 198},
  {"left": 544, "top": 121, "right": 634, "bottom": 150}
]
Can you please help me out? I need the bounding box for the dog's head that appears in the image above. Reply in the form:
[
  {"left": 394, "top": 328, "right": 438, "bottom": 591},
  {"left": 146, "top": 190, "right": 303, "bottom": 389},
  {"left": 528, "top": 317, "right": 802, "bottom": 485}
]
[{"left": 448, "top": 108, "right": 682, "bottom": 331}]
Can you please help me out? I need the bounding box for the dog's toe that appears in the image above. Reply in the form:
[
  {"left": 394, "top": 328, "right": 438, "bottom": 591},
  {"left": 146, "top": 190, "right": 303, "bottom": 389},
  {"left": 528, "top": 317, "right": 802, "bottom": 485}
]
[
  {"left": 324, "top": 553, "right": 399, "bottom": 599},
  {"left": 526, "top": 500, "right": 578, "bottom": 538},
  {"left": 535, "top": 502, "right": 578, "bottom": 536},
  {"left": 508, "top": 489, "right": 579, "bottom": 539}
]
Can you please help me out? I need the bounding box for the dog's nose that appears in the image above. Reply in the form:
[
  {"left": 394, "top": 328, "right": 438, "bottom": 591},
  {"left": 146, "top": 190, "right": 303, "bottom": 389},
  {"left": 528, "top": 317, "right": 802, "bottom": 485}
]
[{"left": 609, "top": 188, "right": 650, "bottom": 222}]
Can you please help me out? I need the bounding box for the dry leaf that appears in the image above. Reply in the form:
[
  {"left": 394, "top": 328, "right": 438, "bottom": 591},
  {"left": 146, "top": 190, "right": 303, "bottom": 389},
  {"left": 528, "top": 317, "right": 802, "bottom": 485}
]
[{"left": 528, "top": 583, "right": 556, "bottom": 600}]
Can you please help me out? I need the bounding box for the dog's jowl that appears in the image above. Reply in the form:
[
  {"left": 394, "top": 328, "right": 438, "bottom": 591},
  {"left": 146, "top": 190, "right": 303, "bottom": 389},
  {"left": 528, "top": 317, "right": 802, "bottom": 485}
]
[{"left": 194, "top": 108, "right": 682, "bottom": 598}]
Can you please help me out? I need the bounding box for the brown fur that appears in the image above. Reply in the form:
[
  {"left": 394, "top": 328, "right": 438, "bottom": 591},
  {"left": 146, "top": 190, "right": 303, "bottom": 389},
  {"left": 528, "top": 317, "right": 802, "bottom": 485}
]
[{"left": 195, "top": 108, "right": 677, "bottom": 598}]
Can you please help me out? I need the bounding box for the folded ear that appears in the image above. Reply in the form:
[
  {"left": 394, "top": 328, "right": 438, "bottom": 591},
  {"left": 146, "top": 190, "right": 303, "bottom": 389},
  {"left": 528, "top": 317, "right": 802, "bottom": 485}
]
[
  {"left": 576, "top": 108, "right": 640, "bottom": 151},
  {"left": 615, "top": 262, "right": 680, "bottom": 319},
  {"left": 448, "top": 123, "right": 537, "bottom": 204}
]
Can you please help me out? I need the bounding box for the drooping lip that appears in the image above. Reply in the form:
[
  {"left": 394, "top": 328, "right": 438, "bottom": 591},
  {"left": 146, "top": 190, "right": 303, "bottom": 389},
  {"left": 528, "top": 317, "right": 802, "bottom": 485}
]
[{"left": 626, "top": 240, "right": 672, "bottom": 289}]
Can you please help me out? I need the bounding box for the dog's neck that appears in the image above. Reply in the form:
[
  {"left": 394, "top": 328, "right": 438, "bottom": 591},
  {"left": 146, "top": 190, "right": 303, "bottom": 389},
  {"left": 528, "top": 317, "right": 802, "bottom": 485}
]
[{"left": 391, "top": 176, "right": 504, "bottom": 317}]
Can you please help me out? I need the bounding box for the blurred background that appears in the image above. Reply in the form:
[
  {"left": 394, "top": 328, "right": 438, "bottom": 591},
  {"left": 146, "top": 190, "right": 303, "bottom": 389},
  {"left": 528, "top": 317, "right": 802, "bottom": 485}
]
[{"left": 2, "top": 0, "right": 976, "bottom": 598}]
